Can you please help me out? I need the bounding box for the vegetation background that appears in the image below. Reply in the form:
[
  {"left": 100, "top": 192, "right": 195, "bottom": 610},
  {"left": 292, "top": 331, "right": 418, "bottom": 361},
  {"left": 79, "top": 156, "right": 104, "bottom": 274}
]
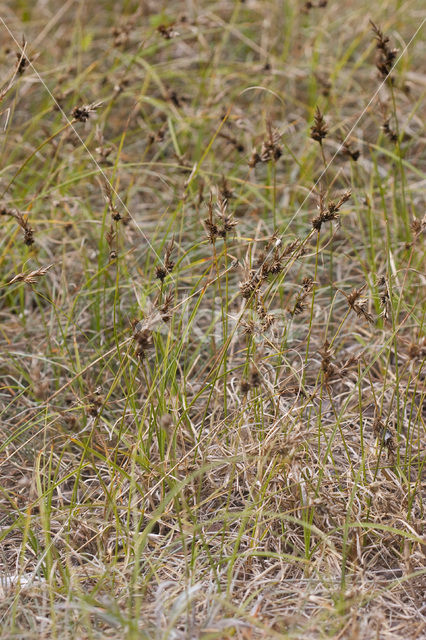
[{"left": 0, "top": 0, "right": 425, "bottom": 638}]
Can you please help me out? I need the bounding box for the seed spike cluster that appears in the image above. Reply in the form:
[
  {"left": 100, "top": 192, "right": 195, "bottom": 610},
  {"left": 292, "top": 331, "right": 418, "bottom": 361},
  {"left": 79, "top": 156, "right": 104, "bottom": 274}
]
[
  {"left": 340, "top": 284, "right": 374, "bottom": 324},
  {"left": 373, "top": 415, "right": 396, "bottom": 460},
  {"left": 1, "top": 207, "right": 35, "bottom": 246},
  {"left": 310, "top": 106, "right": 328, "bottom": 144},
  {"left": 410, "top": 214, "right": 426, "bottom": 243},
  {"left": 312, "top": 190, "right": 351, "bottom": 231},
  {"left": 71, "top": 101, "right": 103, "bottom": 123},
  {"left": 291, "top": 276, "right": 316, "bottom": 316},
  {"left": 370, "top": 21, "right": 398, "bottom": 81},
  {"left": 103, "top": 181, "right": 121, "bottom": 222},
  {"left": 16, "top": 38, "right": 30, "bottom": 75},
  {"left": 377, "top": 275, "right": 391, "bottom": 321},
  {"left": 248, "top": 121, "right": 282, "bottom": 168},
  {"left": 203, "top": 194, "right": 237, "bottom": 242},
  {"left": 8, "top": 263, "right": 53, "bottom": 285},
  {"left": 156, "top": 237, "right": 175, "bottom": 281}
]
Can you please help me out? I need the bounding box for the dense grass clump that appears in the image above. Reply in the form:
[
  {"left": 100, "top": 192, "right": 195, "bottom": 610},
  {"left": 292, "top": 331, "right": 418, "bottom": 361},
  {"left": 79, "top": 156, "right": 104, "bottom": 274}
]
[{"left": 0, "top": 1, "right": 425, "bottom": 638}]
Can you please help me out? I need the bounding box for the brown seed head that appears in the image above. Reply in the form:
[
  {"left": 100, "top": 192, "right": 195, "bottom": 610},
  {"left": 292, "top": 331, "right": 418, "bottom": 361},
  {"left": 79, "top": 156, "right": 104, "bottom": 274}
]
[
  {"left": 342, "top": 285, "right": 374, "bottom": 324},
  {"left": 310, "top": 106, "right": 328, "bottom": 144},
  {"left": 8, "top": 263, "right": 53, "bottom": 285},
  {"left": 370, "top": 21, "right": 398, "bottom": 80},
  {"left": 71, "top": 101, "right": 103, "bottom": 123}
]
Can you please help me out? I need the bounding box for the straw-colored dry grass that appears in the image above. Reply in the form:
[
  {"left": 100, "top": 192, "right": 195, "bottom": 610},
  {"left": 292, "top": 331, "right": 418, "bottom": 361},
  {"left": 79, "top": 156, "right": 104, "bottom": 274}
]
[{"left": 0, "top": 1, "right": 425, "bottom": 638}]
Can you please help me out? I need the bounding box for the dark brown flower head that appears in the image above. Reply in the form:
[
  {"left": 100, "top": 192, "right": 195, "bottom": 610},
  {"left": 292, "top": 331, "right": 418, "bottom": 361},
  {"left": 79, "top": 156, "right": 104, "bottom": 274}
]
[
  {"left": 261, "top": 240, "right": 284, "bottom": 275},
  {"left": 131, "top": 319, "right": 153, "bottom": 360},
  {"left": 204, "top": 219, "right": 218, "bottom": 242},
  {"left": 156, "top": 266, "right": 168, "bottom": 282},
  {"left": 168, "top": 90, "right": 182, "bottom": 108},
  {"left": 373, "top": 415, "right": 396, "bottom": 456},
  {"left": 24, "top": 227, "right": 34, "bottom": 246},
  {"left": 105, "top": 224, "right": 117, "bottom": 260},
  {"left": 15, "top": 37, "right": 30, "bottom": 75},
  {"left": 164, "top": 237, "right": 175, "bottom": 273},
  {"left": 249, "top": 121, "right": 282, "bottom": 167},
  {"left": 260, "top": 122, "right": 282, "bottom": 162},
  {"left": 157, "top": 24, "right": 179, "bottom": 39},
  {"left": 312, "top": 190, "right": 351, "bottom": 232},
  {"left": 10, "top": 209, "right": 35, "bottom": 246},
  {"left": 372, "top": 416, "right": 384, "bottom": 438},
  {"left": 248, "top": 149, "right": 261, "bottom": 169},
  {"left": 103, "top": 182, "right": 122, "bottom": 221},
  {"left": 310, "top": 106, "right": 328, "bottom": 144},
  {"left": 370, "top": 21, "right": 398, "bottom": 80},
  {"left": 382, "top": 118, "right": 397, "bottom": 143},
  {"left": 112, "top": 23, "right": 132, "bottom": 48},
  {"left": 257, "top": 235, "right": 300, "bottom": 277},
  {"left": 220, "top": 175, "right": 234, "bottom": 201},
  {"left": 342, "top": 284, "right": 374, "bottom": 324},
  {"left": 16, "top": 51, "right": 30, "bottom": 75},
  {"left": 241, "top": 320, "right": 257, "bottom": 336},
  {"left": 318, "top": 340, "right": 337, "bottom": 382},
  {"left": 71, "top": 101, "right": 103, "bottom": 123},
  {"left": 302, "top": 277, "right": 314, "bottom": 292},
  {"left": 216, "top": 198, "right": 238, "bottom": 237},
  {"left": 261, "top": 313, "right": 274, "bottom": 330},
  {"left": 282, "top": 239, "right": 301, "bottom": 257},
  {"left": 250, "top": 369, "right": 261, "bottom": 387},
  {"left": 291, "top": 301, "right": 305, "bottom": 316},
  {"left": 303, "top": 0, "right": 328, "bottom": 9},
  {"left": 87, "top": 387, "right": 104, "bottom": 418},
  {"left": 155, "top": 238, "right": 175, "bottom": 281},
  {"left": 240, "top": 380, "right": 250, "bottom": 395},
  {"left": 218, "top": 132, "right": 245, "bottom": 153},
  {"left": 256, "top": 295, "right": 275, "bottom": 330},
  {"left": 239, "top": 271, "right": 262, "bottom": 299},
  {"left": 204, "top": 195, "right": 237, "bottom": 242},
  {"left": 262, "top": 252, "right": 283, "bottom": 275},
  {"left": 315, "top": 73, "right": 331, "bottom": 97},
  {"left": 407, "top": 337, "right": 426, "bottom": 361},
  {"left": 410, "top": 214, "right": 426, "bottom": 242},
  {"left": 327, "top": 190, "right": 351, "bottom": 214},
  {"left": 342, "top": 139, "right": 360, "bottom": 161},
  {"left": 290, "top": 276, "right": 317, "bottom": 316},
  {"left": 158, "top": 290, "right": 174, "bottom": 322},
  {"left": 377, "top": 275, "right": 391, "bottom": 321},
  {"left": 131, "top": 322, "right": 151, "bottom": 346}
]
